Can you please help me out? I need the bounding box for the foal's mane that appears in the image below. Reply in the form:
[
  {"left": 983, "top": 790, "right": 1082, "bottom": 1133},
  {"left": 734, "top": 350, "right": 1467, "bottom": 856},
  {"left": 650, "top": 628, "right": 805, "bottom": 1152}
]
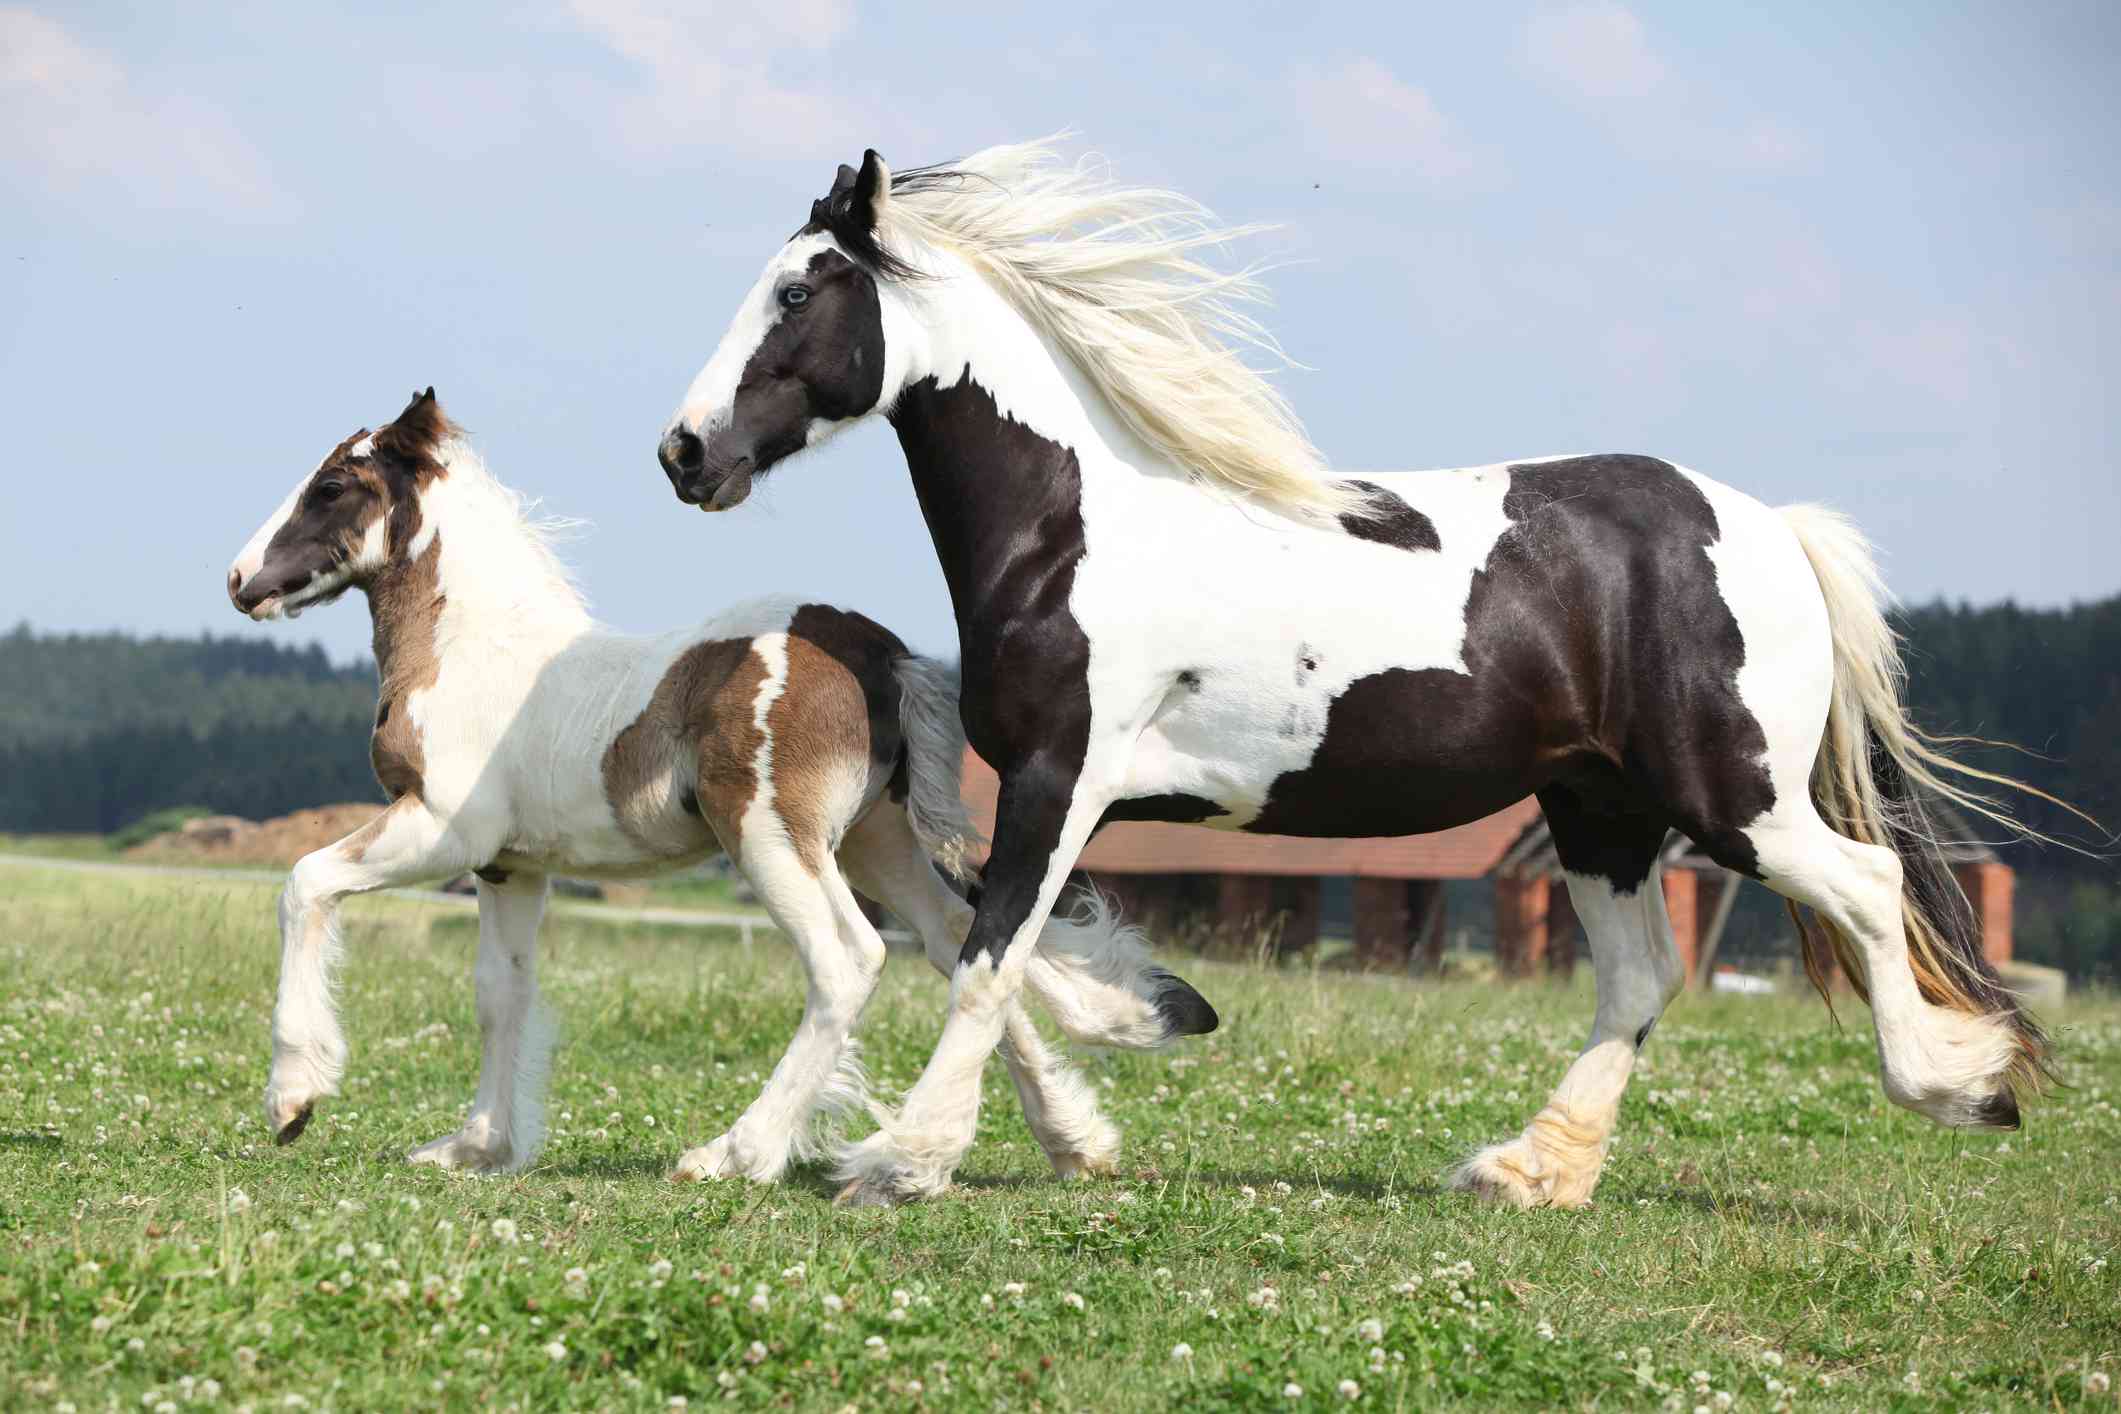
[{"left": 862, "top": 137, "right": 1364, "bottom": 521}]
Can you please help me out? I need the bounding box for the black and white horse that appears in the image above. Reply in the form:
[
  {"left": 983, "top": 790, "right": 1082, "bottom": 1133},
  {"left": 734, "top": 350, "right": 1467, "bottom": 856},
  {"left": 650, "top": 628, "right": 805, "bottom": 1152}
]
[{"left": 657, "top": 139, "right": 2053, "bottom": 1208}]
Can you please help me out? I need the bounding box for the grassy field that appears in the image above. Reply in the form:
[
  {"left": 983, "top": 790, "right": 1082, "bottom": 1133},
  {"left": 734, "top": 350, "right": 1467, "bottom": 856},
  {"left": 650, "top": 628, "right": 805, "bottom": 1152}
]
[{"left": 2, "top": 864, "right": 2117, "bottom": 1411}]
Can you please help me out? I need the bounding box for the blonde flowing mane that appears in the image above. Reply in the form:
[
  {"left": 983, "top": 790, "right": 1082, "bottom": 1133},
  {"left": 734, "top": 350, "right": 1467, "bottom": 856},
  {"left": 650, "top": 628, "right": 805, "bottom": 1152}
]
[{"left": 875, "top": 137, "right": 1365, "bottom": 520}]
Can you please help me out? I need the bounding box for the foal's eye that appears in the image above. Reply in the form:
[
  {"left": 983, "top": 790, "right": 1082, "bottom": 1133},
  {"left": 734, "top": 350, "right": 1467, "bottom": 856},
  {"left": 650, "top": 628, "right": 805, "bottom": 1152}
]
[
  {"left": 779, "top": 285, "right": 811, "bottom": 309},
  {"left": 317, "top": 481, "right": 345, "bottom": 503}
]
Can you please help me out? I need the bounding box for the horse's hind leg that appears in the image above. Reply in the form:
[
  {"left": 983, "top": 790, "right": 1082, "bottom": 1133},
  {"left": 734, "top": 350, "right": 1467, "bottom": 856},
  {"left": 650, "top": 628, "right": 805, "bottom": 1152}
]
[
  {"left": 1733, "top": 807, "right": 2018, "bottom": 1127},
  {"left": 672, "top": 831, "right": 885, "bottom": 1184},
  {"left": 409, "top": 870, "right": 554, "bottom": 1173},
  {"left": 1454, "top": 794, "right": 1677, "bottom": 1209},
  {"left": 835, "top": 804, "right": 1122, "bottom": 1179}
]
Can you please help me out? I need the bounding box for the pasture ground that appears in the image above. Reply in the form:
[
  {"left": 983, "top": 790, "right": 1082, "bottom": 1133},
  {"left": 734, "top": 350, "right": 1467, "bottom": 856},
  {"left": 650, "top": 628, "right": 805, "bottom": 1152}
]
[{"left": 2, "top": 865, "right": 2116, "bottom": 1411}]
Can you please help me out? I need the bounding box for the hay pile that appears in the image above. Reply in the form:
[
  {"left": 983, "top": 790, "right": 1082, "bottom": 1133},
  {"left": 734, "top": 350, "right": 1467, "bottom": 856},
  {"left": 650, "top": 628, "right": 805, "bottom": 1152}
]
[{"left": 124, "top": 804, "right": 385, "bottom": 868}]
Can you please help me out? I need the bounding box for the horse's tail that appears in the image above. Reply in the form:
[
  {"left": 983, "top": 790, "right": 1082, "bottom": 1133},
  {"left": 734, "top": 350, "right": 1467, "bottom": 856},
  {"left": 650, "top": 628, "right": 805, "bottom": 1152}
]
[
  {"left": 887, "top": 652, "right": 985, "bottom": 882},
  {"left": 889, "top": 652, "right": 1218, "bottom": 1048},
  {"left": 1781, "top": 503, "right": 2069, "bottom": 1102}
]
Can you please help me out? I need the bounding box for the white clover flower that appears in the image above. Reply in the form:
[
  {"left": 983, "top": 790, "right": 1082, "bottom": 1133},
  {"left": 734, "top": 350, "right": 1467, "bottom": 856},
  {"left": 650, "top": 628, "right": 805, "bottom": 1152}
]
[
  {"left": 748, "top": 1284, "right": 770, "bottom": 1313},
  {"left": 127, "top": 1338, "right": 146, "bottom": 1354},
  {"left": 886, "top": 1308, "right": 907, "bottom": 1323},
  {"left": 335, "top": 1241, "right": 355, "bottom": 1261},
  {"left": 1713, "top": 1394, "right": 1735, "bottom": 1411},
  {"left": 980, "top": 1293, "right": 994, "bottom": 1310},
  {"left": 648, "top": 1258, "right": 673, "bottom": 1283},
  {"left": 1002, "top": 1281, "right": 1026, "bottom": 1297},
  {"left": 388, "top": 1279, "right": 411, "bottom": 1301},
  {"left": 865, "top": 1335, "right": 889, "bottom": 1358},
  {"left": 1170, "top": 1343, "right": 1193, "bottom": 1362},
  {"left": 821, "top": 1292, "right": 844, "bottom": 1313},
  {"left": 892, "top": 1288, "right": 911, "bottom": 1309},
  {"left": 1283, "top": 1383, "right": 1303, "bottom": 1398},
  {"left": 716, "top": 1372, "right": 738, "bottom": 1391},
  {"left": 1759, "top": 1350, "right": 1783, "bottom": 1369},
  {"left": 1356, "top": 1317, "right": 1384, "bottom": 1343},
  {"left": 2083, "top": 1371, "right": 2110, "bottom": 1395},
  {"left": 667, "top": 1397, "right": 689, "bottom": 1410},
  {"left": 1338, "top": 1379, "right": 1361, "bottom": 1400},
  {"left": 227, "top": 1189, "right": 252, "bottom": 1215},
  {"left": 745, "top": 1340, "right": 768, "bottom": 1365},
  {"left": 1062, "top": 1292, "right": 1085, "bottom": 1311},
  {"left": 91, "top": 1315, "right": 113, "bottom": 1335},
  {"left": 488, "top": 1218, "right": 518, "bottom": 1244},
  {"left": 543, "top": 1339, "right": 567, "bottom": 1362}
]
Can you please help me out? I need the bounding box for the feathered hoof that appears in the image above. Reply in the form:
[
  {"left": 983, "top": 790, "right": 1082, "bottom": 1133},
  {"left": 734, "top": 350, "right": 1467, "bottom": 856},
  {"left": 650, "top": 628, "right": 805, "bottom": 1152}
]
[
  {"left": 834, "top": 1176, "right": 909, "bottom": 1208},
  {"left": 273, "top": 1104, "right": 314, "bottom": 1147},
  {"left": 1448, "top": 1137, "right": 1600, "bottom": 1211},
  {"left": 1149, "top": 968, "right": 1219, "bottom": 1038},
  {"left": 1969, "top": 1089, "right": 2021, "bottom": 1131}
]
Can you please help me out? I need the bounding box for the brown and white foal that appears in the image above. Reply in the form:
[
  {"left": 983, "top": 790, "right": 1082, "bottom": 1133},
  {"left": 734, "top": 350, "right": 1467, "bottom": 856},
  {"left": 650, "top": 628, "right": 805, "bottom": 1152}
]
[{"left": 226, "top": 389, "right": 1208, "bottom": 1180}]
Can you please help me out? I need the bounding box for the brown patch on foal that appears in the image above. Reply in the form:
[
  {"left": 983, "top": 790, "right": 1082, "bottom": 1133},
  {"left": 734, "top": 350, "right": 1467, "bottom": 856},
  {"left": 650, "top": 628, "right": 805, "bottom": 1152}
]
[
  {"left": 366, "top": 535, "right": 445, "bottom": 804},
  {"left": 603, "top": 638, "right": 768, "bottom": 858},
  {"left": 766, "top": 605, "right": 909, "bottom": 875}
]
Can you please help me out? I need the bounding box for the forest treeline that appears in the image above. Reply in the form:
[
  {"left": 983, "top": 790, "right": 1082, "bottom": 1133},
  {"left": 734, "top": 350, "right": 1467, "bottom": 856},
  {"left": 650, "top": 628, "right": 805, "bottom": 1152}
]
[{"left": 3, "top": 601, "right": 2116, "bottom": 970}]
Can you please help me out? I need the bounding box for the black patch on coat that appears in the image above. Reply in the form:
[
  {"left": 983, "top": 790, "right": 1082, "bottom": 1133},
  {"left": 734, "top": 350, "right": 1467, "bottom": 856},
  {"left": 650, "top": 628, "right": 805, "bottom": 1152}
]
[
  {"left": 889, "top": 375, "right": 1094, "bottom": 969},
  {"left": 1339, "top": 480, "right": 1441, "bottom": 552},
  {"left": 1246, "top": 454, "right": 1777, "bottom": 891},
  {"left": 1176, "top": 670, "right": 1201, "bottom": 691},
  {"left": 787, "top": 603, "right": 910, "bottom": 780},
  {"left": 1098, "top": 793, "right": 1231, "bottom": 827}
]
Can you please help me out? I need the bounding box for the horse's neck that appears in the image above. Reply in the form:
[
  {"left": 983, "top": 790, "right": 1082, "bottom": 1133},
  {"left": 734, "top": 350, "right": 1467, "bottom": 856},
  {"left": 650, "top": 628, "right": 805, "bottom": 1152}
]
[
  {"left": 364, "top": 464, "right": 591, "bottom": 694},
  {"left": 889, "top": 273, "right": 1157, "bottom": 631}
]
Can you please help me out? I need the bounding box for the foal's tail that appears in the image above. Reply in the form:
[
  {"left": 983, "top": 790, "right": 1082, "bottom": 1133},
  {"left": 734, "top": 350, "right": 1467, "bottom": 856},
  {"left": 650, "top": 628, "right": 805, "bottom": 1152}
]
[
  {"left": 1781, "top": 504, "right": 2075, "bottom": 1103},
  {"left": 889, "top": 653, "right": 1219, "bottom": 1048}
]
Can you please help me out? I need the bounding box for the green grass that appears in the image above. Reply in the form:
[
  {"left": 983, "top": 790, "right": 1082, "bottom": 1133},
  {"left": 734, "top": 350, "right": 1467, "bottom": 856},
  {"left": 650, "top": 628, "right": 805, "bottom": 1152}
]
[
  {"left": 2, "top": 866, "right": 2117, "bottom": 1411},
  {"left": 0, "top": 831, "right": 121, "bottom": 861}
]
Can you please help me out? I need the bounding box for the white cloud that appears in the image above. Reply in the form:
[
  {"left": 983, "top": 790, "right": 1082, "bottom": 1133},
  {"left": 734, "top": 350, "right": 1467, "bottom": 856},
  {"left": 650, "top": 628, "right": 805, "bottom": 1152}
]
[
  {"left": 562, "top": 0, "right": 870, "bottom": 159},
  {"left": 1288, "top": 58, "right": 1476, "bottom": 183},
  {"left": 1524, "top": 2, "right": 1665, "bottom": 100},
  {"left": 0, "top": 7, "right": 288, "bottom": 218}
]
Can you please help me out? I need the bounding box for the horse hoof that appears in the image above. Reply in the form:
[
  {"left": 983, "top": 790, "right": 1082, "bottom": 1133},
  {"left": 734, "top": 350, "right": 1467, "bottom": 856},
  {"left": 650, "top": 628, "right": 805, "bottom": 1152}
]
[
  {"left": 834, "top": 1177, "right": 903, "bottom": 1209},
  {"left": 274, "top": 1105, "right": 314, "bottom": 1146},
  {"left": 1971, "top": 1089, "right": 2021, "bottom": 1131}
]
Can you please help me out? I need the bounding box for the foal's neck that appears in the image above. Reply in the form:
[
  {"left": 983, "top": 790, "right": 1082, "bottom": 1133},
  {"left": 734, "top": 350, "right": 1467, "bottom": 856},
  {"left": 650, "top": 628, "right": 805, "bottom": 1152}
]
[{"left": 362, "top": 448, "right": 590, "bottom": 692}]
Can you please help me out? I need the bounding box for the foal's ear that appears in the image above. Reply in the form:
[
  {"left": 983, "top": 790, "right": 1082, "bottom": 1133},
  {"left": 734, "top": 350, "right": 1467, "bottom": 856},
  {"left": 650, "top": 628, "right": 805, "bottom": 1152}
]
[
  {"left": 377, "top": 386, "right": 448, "bottom": 458},
  {"left": 849, "top": 149, "right": 891, "bottom": 229}
]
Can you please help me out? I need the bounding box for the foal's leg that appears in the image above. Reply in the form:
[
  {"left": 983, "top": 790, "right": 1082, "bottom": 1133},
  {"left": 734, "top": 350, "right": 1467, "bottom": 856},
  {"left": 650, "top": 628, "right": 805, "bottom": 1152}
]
[
  {"left": 836, "top": 805, "right": 1122, "bottom": 1179},
  {"left": 408, "top": 870, "right": 554, "bottom": 1172},
  {"left": 1454, "top": 803, "right": 1676, "bottom": 1209},
  {"left": 265, "top": 797, "right": 486, "bottom": 1143},
  {"left": 672, "top": 831, "right": 885, "bottom": 1183},
  {"left": 834, "top": 754, "right": 1117, "bottom": 1204}
]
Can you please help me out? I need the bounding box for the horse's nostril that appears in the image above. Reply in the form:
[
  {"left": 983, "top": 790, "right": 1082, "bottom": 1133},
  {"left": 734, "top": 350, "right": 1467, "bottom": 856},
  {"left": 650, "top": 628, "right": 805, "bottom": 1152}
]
[
  {"left": 227, "top": 568, "right": 245, "bottom": 606},
  {"left": 659, "top": 426, "right": 705, "bottom": 479}
]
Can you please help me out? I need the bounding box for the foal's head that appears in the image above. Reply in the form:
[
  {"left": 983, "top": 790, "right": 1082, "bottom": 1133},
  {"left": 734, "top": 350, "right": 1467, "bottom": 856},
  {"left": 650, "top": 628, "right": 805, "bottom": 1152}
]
[
  {"left": 657, "top": 152, "right": 914, "bottom": 511},
  {"left": 228, "top": 389, "right": 453, "bottom": 619}
]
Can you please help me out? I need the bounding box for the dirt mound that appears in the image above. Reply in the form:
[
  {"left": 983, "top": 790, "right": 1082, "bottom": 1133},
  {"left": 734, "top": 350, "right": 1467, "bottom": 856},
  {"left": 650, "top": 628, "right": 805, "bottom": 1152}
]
[{"left": 126, "top": 803, "right": 385, "bottom": 868}]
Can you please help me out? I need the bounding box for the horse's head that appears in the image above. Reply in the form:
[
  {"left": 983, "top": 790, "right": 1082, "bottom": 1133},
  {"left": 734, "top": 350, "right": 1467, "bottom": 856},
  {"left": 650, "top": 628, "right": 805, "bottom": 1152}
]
[
  {"left": 658, "top": 151, "right": 915, "bottom": 511},
  {"left": 228, "top": 388, "right": 451, "bottom": 619}
]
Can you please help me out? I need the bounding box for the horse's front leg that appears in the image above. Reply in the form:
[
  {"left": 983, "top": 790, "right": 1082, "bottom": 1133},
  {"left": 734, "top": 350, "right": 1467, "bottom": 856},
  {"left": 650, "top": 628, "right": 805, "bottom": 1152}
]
[
  {"left": 266, "top": 798, "right": 483, "bottom": 1144},
  {"left": 408, "top": 869, "right": 554, "bottom": 1173},
  {"left": 1452, "top": 863, "right": 1684, "bottom": 1208},
  {"left": 833, "top": 750, "right": 1114, "bottom": 1205}
]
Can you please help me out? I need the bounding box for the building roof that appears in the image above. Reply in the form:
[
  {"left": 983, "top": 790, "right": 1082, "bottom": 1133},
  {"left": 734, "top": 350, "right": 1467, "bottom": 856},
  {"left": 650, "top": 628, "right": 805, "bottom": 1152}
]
[{"left": 958, "top": 749, "right": 1544, "bottom": 880}]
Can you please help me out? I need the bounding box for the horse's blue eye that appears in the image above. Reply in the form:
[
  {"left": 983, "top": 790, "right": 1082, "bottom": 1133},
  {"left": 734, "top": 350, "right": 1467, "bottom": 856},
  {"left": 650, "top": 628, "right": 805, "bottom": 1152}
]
[{"left": 780, "top": 285, "right": 811, "bottom": 308}]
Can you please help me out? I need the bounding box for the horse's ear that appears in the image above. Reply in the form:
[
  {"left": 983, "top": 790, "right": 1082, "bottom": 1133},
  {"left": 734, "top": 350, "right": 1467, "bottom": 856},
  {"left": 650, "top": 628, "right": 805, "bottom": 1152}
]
[
  {"left": 850, "top": 149, "right": 890, "bottom": 230},
  {"left": 380, "top": 386, "right": 447, "bottom": 457}
]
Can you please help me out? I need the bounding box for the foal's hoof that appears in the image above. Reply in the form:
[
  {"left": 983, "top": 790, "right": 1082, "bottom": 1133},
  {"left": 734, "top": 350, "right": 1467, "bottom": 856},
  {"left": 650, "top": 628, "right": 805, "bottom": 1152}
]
[
  {"left": 1971, "top": 1089, "right": 2022, "bottom": 1131},
  {"left": 834, "top": 1176, "right": 906, "bottom": 1209},
  {"left": 274, "top": 1105, "right": 314, "bottom": 1147}
]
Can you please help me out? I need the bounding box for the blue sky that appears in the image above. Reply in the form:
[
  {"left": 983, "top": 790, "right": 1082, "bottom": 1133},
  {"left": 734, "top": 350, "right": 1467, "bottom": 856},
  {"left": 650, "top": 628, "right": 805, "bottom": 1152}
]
[{"left": 4, "top": 1, "right": 2116, "bottom": 665}]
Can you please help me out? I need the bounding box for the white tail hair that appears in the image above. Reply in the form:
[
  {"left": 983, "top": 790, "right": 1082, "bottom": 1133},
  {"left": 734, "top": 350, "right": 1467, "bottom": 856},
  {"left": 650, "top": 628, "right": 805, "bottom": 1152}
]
[
  {"left": 879, "top": 135, "right": 1368, "bottom": 522},
  {"left": 1780, "top": 503, "right": 2074, "bottom": 1095}
]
